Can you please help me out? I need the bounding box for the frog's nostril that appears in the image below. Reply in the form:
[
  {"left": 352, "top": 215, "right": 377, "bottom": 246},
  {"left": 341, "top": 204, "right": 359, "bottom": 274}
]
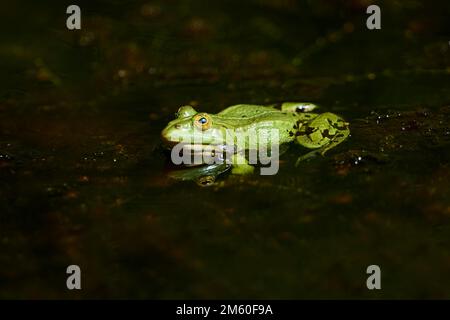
[{"left": 175, "top": 124, "right": 181, "bottom": 129}]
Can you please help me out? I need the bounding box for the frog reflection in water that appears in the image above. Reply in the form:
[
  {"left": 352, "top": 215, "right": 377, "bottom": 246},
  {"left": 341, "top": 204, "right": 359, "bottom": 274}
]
[
  {"left": 167, "top": 163, "right": 231, "bottom": 187},
  {"left": 161, "top": 102, "right": 350, "bottom": 179}
]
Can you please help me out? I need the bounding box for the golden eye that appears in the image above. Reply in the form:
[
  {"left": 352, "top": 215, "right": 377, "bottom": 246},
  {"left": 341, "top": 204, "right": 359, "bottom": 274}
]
[{"left": 193, "top": 113, "right": 212, "bottom": 131}]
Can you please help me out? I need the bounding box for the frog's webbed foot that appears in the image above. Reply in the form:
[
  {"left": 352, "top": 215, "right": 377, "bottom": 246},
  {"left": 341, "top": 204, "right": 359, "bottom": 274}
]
[
  {"left": 295, "top": 112, "right": 350, "bottom": 166},
  {"left": 280, "top": 102, "right": 319, "bottom": 113}
]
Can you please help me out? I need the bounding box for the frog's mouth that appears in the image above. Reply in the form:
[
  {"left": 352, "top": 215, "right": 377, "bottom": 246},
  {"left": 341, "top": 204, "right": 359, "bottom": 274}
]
[
  {"left": 161, "top": 131, "right": 226, "bottom": 149},
  {"left": 161, "top": 128, "right": 237, "bottom": 155},
  {"left": 160, "top": 130, "right": 184, "bottom": 147},
  {"left": 161, "top": 135, "right": 212, "bottom": 149},
  {"left": 162, "top": 137, "right": 236, "bottom": 161},
  {"left": 160, "top": 136, "right": 180, "bottom": 148},
  {"left": 161, "top": 141, "right": 236, "bottom": 168}
]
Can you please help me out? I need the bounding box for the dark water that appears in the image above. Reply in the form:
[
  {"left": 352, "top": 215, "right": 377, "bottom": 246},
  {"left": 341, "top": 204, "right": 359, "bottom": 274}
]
[{"left": 1, "top": 0, "right": 450, "bottom": 298}]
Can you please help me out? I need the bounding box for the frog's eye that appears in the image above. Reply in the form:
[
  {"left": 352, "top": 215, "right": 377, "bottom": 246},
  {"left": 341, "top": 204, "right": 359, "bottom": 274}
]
[{"left": 193, "top": 113, "right": 212, "bottom": 131}]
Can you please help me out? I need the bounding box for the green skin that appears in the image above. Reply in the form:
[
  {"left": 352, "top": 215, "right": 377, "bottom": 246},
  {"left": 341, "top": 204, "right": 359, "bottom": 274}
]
[{"left": 161, "top": 102, "right": 350, "bottom": 174}]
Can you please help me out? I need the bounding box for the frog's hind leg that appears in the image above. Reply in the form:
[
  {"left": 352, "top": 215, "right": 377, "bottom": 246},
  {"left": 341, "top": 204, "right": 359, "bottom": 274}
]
[
  {"left": 280, "top": 102, "right": 319, "bottom": 113},
  {"left": 295, "top": 112, "right": 350, "bottom": 165}
]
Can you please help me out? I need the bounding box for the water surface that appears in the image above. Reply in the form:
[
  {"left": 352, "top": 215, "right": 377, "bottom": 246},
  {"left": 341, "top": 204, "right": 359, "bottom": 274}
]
[{"left": 1, "top": 0, "right": 450, "bottom": 298}]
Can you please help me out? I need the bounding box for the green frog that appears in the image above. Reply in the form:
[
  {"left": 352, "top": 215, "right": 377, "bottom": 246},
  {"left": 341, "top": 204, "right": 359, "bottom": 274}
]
[{"left": 161, "top": 102, "right": 349, "bottom": 174}]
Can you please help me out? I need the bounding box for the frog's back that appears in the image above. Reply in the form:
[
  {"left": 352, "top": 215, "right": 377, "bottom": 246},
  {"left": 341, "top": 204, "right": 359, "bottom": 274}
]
[{"left": 218, "top": 104, "right": 279, "bottom": 119}]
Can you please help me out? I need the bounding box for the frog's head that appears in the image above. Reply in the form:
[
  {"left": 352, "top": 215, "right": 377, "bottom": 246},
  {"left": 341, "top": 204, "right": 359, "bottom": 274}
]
[{"left": 161, "top": 105, "right": 227, "bottom": 146}]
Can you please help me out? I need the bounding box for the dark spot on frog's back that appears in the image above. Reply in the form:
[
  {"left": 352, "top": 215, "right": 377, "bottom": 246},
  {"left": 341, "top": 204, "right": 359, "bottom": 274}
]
[
  {"left": 305, "top": 127, "right": 316, "bottom": 134},
  {"left": 321, "top": 129, "right": 335, "bottom": 139},
  {"left": 328, "top": 118, "right": 348, "bottom": 130}
]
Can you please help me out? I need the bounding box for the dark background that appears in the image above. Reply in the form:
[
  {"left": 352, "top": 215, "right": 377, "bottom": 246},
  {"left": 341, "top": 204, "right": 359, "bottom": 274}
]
[{"left": 1, "top": 0, "right": 450, "bottom": 298}]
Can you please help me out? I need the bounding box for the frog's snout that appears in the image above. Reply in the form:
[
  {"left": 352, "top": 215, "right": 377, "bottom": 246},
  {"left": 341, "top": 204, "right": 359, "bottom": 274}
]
[
  {"left": 161, "top": 126, "right": 174, "bottom": 145},
  {"left": 161, "top": 124, "right": 185, "bottom": 146}
]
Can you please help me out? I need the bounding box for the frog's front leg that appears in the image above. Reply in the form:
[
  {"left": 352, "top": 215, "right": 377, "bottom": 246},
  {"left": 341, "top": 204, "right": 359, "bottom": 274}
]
[
  {"left": 295, "top": 112, "right": 350, "bottom": 165},
  {"left": 230, "top": 152, "right": 255, "bottom": 175},
  {"left": 280, "top": 102, "right": 318, "bottom": 113}
]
